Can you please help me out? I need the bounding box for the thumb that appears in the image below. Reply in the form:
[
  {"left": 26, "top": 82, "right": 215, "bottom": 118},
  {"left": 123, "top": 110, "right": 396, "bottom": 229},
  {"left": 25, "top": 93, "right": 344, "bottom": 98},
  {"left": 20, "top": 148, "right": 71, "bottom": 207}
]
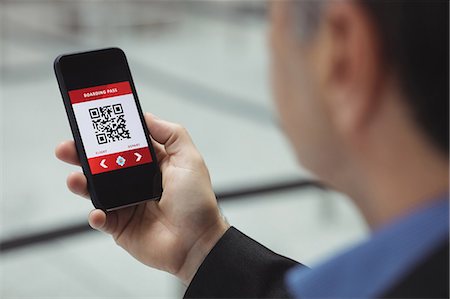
[{"left": 144, "top": 113, "right": 197, "bottom": 157}]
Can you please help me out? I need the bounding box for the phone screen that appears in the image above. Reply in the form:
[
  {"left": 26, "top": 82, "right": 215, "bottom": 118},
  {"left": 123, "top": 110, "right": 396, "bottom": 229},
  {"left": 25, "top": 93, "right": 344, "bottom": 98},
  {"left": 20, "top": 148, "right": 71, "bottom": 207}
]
[
  {"left": 55, "top": 48, "right": 162, "bottom": 211},
  {"left": 69, "top": 81, "right": 152, "bottom": 174}
]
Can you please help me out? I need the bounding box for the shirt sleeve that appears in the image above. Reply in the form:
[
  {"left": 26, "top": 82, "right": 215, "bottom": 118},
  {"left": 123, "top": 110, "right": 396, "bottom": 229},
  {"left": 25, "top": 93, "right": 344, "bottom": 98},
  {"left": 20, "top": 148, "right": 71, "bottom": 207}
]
[{"left": 184, "top": 226, "right": 304, "bottom": 298}]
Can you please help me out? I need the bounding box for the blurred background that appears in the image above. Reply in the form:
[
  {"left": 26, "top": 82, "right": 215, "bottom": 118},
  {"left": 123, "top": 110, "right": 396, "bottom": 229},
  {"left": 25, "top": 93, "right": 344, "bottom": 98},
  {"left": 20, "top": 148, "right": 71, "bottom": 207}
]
[{"left": 0, "top": 1, "right": 367, "bottom": 298}]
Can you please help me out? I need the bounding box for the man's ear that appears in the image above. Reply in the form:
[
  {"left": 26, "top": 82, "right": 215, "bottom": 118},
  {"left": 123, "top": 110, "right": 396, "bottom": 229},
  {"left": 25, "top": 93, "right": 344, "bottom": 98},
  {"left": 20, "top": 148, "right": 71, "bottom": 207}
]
[{"left": 316, "top": 1, "right": 384, "bottom": 137}]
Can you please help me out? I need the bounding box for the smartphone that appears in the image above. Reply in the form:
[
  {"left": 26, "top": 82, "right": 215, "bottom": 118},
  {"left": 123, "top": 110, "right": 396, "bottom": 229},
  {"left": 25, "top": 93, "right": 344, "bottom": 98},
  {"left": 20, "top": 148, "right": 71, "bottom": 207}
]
[{"left": 54, "top": 47, "right": 162, "bottom": 211}]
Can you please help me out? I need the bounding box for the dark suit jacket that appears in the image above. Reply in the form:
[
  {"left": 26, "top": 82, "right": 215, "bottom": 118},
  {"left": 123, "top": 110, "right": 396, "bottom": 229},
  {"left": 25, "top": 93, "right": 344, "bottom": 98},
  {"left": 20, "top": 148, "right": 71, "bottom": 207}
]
[{"left": 184, "top": 227, "right": 449, "bottom": 298}]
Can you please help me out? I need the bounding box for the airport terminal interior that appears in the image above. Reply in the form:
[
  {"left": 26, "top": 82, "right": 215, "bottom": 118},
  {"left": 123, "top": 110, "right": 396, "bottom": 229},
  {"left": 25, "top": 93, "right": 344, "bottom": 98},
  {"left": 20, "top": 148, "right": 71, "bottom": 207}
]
[{"left": 0, "top": 1, "right": 368, "bottom": 297}]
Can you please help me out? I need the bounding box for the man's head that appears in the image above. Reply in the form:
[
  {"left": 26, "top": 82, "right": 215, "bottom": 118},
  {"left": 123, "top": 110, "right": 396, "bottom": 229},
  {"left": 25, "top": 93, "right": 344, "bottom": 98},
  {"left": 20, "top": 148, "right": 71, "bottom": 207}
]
[{"left": 270, "top": 0, "right": 448, "bottom": 195}]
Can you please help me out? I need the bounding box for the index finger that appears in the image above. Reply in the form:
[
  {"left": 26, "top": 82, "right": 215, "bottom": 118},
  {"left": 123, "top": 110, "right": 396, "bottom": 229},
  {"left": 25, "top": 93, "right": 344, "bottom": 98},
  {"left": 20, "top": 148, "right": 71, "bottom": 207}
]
[{"left": 55, "top": 140, "right": 80, "bottom": 166}]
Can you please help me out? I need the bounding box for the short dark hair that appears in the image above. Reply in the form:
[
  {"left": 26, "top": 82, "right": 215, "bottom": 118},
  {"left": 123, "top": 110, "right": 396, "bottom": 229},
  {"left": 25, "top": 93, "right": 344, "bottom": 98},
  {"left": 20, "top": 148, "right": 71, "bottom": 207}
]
[
  {"left": 294, "top": 0, "right": 449, "bottom": 155},
  {"left": 362, "top": 0, "right": 449, "bottom": 155}
]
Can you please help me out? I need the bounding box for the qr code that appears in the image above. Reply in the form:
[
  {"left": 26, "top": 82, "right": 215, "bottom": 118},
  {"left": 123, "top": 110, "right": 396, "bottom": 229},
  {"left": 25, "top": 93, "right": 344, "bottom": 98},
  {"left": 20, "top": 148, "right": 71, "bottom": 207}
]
[{"left": 89, "top": 104, "right": 131, "bottom": 144}]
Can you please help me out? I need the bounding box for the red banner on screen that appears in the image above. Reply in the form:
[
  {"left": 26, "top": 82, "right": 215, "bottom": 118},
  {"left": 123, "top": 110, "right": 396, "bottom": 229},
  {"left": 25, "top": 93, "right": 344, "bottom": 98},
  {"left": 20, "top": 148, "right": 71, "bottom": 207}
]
[
  {"left": 69, "top": 81, "right": 132, "bottom": 104},
  {"left": 88, "top": 147, "right": 152, "bottom": 175}
]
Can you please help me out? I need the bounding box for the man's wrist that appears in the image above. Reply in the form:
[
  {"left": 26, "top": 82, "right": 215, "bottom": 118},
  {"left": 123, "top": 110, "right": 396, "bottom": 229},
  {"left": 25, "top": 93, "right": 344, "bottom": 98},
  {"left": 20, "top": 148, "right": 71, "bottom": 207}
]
[{"left": 176, "top": 218, "right": 230, "bottom": 285}]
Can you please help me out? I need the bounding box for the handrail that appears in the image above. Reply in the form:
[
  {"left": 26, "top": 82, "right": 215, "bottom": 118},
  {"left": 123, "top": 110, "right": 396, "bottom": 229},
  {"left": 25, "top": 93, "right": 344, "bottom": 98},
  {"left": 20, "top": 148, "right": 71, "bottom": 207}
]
[{"left": 0, "top": 179, "right": 324, "bottom": 253}]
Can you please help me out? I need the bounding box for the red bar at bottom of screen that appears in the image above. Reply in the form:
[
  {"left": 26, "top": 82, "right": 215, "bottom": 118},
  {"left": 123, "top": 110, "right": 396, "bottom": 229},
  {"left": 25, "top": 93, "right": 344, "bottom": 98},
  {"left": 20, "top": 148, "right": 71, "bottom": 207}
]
[{"left": 88, "top": 147, "right": 152, "bottom": 175}]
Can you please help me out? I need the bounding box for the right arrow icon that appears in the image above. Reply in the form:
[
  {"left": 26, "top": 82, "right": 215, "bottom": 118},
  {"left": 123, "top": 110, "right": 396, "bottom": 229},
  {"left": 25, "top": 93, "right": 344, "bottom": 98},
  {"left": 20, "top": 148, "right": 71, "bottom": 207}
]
[{"left": 134, "top": 152, "right": 142, "bottom": 162}]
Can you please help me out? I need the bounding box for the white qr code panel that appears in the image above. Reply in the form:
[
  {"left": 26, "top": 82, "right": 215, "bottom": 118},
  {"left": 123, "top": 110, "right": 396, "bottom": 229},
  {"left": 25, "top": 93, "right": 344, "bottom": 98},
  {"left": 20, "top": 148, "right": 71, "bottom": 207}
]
[{"left": 72, "top": 93, "right": 149, "bottom": 159}]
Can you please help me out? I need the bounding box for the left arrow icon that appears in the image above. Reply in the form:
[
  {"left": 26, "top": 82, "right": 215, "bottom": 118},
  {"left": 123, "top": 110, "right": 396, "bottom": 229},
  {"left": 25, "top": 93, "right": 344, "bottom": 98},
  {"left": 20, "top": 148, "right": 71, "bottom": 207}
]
[{"left": 100, "top": 159, "right": 108, "bottom": 169}]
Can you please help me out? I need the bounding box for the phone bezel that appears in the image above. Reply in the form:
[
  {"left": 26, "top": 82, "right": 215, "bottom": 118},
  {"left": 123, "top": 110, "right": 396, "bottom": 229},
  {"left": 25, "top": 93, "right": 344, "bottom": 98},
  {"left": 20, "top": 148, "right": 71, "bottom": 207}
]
[{"left": 54, "top": 47, "right": 162, "bottom": 211}]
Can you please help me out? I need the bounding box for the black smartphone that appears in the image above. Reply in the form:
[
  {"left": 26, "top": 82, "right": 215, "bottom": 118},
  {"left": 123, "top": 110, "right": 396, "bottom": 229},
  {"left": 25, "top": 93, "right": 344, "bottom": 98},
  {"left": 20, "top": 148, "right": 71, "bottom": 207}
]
[{"left": 54, "top": 47, "right": 162, "bottom": 211}]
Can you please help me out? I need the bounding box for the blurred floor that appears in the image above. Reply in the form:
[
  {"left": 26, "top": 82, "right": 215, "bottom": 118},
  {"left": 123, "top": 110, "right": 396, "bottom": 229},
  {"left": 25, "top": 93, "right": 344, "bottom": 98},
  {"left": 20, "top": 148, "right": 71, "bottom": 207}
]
[{"left": 0, "top": 1, "right": 367, "bottom": 298}]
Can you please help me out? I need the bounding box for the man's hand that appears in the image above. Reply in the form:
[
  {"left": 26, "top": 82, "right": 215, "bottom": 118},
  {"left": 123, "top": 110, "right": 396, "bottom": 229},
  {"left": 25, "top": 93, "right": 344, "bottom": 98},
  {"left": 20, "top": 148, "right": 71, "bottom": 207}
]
[{"left": 55, "top": 113, "right": 230, "bottom": 285}]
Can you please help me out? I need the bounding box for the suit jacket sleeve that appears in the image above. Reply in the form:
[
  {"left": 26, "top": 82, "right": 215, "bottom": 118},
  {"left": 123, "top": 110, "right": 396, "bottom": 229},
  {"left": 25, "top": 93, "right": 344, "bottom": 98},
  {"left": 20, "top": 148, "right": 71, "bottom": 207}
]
[{"left": 184, "top": 226, "right": 304, "bottom": 298}]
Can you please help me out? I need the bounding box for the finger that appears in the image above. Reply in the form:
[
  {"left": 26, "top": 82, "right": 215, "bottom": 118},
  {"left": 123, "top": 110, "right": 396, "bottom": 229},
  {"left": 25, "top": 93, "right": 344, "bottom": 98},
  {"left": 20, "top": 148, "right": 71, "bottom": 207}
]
[
  {"left": 151, "top": 139, "right": 167, "bottom": 164},
  {"left": 88, "top": 209, "right": 119, "bottom": 235},
  {"left": 55, "top": 140, "right": 80, "bottom": 166},
  {"left": 66, "top": 172, "right": 90, "bottom": 199},
  {"left": 144, "top": 113, "right": 197, "bottom": 156},
  {"left": 88, "top": 209, "right": 107, "bottom": 230}
]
